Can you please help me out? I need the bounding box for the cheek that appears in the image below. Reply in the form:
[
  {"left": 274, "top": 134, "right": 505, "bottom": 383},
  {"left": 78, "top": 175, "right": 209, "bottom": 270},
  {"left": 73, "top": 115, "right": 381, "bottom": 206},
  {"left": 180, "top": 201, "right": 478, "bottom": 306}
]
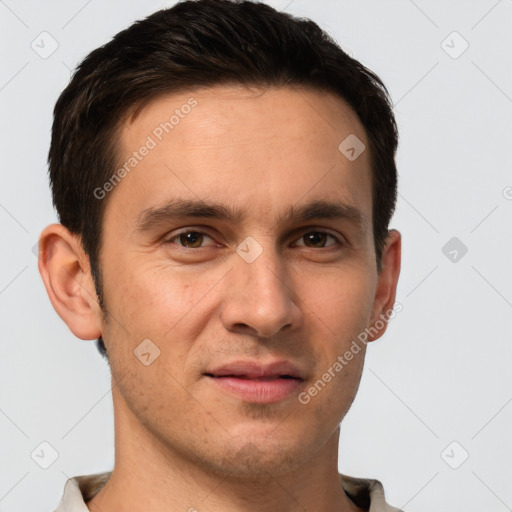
[
  {"left": 101, "top": 261, "right": 203, "bottom": 389},
  {"left": 104, "top": 255, "right": 226, "bottom": 352},
  {"left": 302, "top": 269, "right": 375, "bottom": 339}
]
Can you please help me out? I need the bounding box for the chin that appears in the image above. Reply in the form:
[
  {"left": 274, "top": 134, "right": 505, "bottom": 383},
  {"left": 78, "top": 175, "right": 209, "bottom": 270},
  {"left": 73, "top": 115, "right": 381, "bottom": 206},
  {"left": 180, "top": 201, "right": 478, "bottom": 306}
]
[{"left": 205, "top": 434, "right": 309, "bottom": 479}]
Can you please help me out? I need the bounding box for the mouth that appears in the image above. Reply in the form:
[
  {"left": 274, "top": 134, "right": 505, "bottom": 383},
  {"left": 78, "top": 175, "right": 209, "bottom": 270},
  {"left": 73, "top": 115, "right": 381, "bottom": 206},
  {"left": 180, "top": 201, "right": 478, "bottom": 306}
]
[
  {"left": 203, "top": 362, "right": 304, "bottom": 404},
  {"left": 205, "top": 373, "right": 300, "bottom": 380}
]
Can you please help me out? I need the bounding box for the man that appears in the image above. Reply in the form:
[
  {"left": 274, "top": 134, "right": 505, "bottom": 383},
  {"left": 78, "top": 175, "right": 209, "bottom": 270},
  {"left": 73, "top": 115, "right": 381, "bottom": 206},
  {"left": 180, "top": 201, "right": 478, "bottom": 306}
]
[{"left": 38, "top": 0, "right": 403, "bottom": 510}]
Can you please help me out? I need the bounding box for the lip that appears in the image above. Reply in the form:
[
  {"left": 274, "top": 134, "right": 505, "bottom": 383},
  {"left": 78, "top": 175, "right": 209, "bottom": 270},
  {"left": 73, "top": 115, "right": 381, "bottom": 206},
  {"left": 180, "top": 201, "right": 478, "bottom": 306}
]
[
  {"left": 205, "top": 359, "right": 305, "bottom": 379},
  {"left": 204, "top": 359, "right": 306, "bottom": 404}
]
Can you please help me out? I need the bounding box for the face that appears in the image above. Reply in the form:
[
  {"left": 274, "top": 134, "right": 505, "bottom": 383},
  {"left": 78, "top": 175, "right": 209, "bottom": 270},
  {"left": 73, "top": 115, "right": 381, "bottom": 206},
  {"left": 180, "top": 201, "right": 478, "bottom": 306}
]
[{"left": 93, "top": 85, "right": 395, "bottom": 477}]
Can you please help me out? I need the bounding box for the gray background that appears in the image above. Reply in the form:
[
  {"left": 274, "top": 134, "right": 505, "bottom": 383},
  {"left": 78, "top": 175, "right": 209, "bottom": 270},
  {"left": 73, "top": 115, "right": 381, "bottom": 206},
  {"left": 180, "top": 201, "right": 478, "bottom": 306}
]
[{"left": 1, "top": 0, "right": 511, "bottom": 511}]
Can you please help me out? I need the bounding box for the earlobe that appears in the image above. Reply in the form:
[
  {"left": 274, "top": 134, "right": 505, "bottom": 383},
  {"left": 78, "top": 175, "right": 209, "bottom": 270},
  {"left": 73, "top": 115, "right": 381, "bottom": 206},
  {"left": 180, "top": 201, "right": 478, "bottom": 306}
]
[
  {"left": 368, "top": 229, "right": 401, "bottom": 342},
  {"left": 37, "top": 224, "right": 102, "bottom": 340}
]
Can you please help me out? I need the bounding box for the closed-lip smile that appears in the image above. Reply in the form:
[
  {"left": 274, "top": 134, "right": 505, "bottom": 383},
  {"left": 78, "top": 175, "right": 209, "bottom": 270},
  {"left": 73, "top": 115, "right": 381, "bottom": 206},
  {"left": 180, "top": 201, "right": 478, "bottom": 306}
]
[{"left": 204, "top": 359, "right": 306, "bottom": 403}]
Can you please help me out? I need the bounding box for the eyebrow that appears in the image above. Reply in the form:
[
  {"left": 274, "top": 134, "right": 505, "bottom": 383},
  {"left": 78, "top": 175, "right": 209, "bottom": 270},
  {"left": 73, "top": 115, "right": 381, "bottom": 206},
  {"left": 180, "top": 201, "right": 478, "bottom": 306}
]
[{"left": 134, "top": 198, "right": 368, "bottom": 233}]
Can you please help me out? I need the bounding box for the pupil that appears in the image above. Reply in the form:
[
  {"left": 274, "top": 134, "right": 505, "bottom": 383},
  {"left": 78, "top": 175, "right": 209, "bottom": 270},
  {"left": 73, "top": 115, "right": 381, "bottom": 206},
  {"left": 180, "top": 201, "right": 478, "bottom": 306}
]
[
  {"left": 306, "top": 232, "right": 325, "bottom": 247},
  {"left": 181, "top": 232, "right": 202, "bottom": 247}
]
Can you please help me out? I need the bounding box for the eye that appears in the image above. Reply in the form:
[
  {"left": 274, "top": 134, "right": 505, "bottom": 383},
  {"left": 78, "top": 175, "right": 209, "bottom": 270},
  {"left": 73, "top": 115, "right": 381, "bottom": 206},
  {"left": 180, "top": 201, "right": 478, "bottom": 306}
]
[
  {"left": 163, "top": 229, "right": 343, "bottom": 250},
  {"left": 294, "top": 230, "right": 342, "bottom": 249},
  {"left": 164, "top": 230, "right": 217, "bottom": 249}
]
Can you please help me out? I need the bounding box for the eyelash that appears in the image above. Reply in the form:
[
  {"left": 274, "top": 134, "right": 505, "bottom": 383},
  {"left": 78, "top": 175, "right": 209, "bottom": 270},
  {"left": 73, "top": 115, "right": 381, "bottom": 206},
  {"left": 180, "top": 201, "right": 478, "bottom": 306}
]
[{"left": 163, "top": 228, "right": 344, "bottom": 250}]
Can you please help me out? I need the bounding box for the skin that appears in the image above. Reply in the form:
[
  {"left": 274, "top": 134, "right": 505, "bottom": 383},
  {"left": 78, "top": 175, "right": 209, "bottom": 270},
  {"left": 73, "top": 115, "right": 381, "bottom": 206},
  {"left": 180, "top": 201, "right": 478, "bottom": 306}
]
[{"left": 38, "top": 84, "right": 401, "bottom": 512}]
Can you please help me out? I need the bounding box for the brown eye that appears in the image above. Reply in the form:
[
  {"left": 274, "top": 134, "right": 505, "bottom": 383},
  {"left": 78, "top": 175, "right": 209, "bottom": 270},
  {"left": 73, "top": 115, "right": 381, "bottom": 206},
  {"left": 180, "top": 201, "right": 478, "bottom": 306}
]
[
  {"left": 178, "top": 231, "right": 204, "bottom": 248},
  {"left": 165, "top": 230, "right": 216, "bottom": 249},
  {"left": 296, "top": 231, "right": 340, "bottom": 248}
]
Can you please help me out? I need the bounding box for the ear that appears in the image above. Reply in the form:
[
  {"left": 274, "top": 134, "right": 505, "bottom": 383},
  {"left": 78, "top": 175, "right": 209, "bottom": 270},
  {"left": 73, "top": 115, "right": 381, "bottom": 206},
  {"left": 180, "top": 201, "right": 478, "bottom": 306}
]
[
  {"left": 367, "top": 229, "right": 401, "bottom": 342},
  {"left": 37, "top": 223, "right": 102, "bottom": 340}
]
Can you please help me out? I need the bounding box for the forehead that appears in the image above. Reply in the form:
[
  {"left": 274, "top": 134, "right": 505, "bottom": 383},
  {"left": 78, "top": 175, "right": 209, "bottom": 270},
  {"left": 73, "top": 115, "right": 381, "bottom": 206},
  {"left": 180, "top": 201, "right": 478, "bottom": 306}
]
[
  {"left": 124, "top": 84, "right": 366, "bottom": 149},
  {"left": 106, "top": 84, "right": 373, "bottom": 231}
]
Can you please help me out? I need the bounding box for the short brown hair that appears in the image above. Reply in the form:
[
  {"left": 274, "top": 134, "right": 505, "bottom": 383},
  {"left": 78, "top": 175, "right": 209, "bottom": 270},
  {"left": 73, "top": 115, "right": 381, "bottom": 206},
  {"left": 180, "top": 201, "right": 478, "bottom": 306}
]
[{"left": 48, "top": 0, "right": 399, "bottom": 358}]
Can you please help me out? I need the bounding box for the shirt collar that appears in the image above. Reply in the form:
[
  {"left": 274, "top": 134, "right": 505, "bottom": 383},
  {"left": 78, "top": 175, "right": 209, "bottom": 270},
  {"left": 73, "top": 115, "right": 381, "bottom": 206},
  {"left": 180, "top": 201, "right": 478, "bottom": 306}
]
[{"left": 53, "top": 471, "right": 403, "bottom": 512}]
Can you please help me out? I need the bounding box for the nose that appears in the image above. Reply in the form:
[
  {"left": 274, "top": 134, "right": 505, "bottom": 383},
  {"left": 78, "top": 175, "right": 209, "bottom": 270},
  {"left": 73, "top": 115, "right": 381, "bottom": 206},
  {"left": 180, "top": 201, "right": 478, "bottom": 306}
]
[{"left": 220, "top": 245, "right": 303, "bottom": 338}]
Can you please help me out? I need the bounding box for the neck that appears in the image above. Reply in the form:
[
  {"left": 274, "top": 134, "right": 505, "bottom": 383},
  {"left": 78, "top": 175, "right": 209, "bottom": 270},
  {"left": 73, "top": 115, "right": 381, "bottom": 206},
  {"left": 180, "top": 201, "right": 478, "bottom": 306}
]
[{"left": 86, "top": 386, "right": 364, "bottom": 512}]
